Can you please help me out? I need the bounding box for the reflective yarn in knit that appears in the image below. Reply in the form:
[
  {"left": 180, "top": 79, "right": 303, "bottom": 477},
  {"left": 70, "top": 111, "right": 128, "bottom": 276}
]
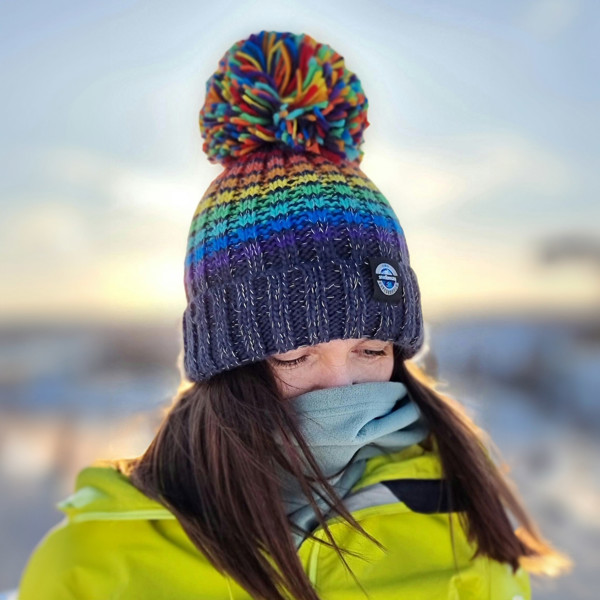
[{"left": 182, "top": 147, "right": 424, "bottom": 382}]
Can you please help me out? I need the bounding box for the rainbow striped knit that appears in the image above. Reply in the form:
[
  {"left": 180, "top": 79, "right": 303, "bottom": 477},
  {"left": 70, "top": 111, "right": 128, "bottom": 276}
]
[{"left": 182, "top": 31, "right": 424, "bottom": 382}]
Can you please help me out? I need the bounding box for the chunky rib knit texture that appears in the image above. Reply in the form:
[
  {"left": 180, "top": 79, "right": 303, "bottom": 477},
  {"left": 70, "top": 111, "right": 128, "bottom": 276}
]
[{"left": 182, "top": 147, "right": 424, "bottom": 382}]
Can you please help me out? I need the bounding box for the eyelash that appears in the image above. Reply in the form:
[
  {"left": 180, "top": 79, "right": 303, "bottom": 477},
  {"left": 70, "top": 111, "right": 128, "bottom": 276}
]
[{"left": 271, "top": 349, "right": 388, "bottom": 368}]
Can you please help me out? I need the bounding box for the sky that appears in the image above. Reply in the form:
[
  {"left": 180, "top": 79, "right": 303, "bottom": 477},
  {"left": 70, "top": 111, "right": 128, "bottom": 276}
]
[{"left": 1, "top": 0, "right": 598, "bottom": 324}]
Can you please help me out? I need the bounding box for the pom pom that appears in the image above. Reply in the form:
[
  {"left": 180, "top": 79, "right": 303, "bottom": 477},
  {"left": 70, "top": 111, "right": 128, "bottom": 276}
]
[{"left": 199, "top": 30, "right": 370, "bottom": 167}]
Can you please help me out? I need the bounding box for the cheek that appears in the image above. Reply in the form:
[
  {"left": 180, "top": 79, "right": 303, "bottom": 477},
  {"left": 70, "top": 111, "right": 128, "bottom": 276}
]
[
  {"left": 275, "top": 371, "right": 314, "bottom": 400},
  {"left": 375, "top": 356, "right": 394, "bottom": 379}
]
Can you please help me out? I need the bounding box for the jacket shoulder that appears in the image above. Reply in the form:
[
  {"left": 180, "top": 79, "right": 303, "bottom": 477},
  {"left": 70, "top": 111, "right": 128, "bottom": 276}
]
[
  {"left": 18, "top": 517, "right": 88, "bottom": 600},
  {"left": 18, "top": 462, "right": 237, "bottom": 600}
]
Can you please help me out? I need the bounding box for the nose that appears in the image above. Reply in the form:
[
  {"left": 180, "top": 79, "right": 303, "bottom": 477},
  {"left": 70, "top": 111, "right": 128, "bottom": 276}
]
[{"left": 313, "top": 362, "right": 355, "bottom": 390}]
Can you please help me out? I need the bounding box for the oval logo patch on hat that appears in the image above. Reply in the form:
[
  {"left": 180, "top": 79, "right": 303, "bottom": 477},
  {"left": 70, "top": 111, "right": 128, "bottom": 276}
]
[{"left": 368, "top": 257, "right": 403, "bottom": 303}]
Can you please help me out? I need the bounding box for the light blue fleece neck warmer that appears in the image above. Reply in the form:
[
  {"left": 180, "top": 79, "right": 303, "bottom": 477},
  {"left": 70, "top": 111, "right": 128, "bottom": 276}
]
[{"left": 277, "top": 380, "right": 430, "bottom": 548}]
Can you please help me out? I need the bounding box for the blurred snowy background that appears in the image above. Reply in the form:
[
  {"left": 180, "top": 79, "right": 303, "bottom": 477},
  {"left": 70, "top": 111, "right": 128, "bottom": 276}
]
[{"left": 1, "top": 0, "right": 598, "bottom": 598}]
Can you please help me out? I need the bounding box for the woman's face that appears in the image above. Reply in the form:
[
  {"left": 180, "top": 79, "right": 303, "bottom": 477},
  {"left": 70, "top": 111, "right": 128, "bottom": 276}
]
[{"left": 266, "top": 337, "right": 395, "bottom": 400}]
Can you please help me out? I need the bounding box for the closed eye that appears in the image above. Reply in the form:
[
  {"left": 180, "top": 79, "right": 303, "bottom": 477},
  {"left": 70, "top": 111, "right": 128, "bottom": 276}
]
[{"left": 270, "top": 349, "right": 387, "bottom": 368}]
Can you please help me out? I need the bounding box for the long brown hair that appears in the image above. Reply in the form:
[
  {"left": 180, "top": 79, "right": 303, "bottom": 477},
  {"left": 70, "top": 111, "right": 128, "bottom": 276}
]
[{"left": 123, "top": 347, "right": 572, "bottom": 600}]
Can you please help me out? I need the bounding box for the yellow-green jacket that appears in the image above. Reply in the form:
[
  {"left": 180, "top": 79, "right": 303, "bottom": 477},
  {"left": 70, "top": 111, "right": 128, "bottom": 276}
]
[{"left": 18, "top": 441, "right": 531, "bottom": 599}]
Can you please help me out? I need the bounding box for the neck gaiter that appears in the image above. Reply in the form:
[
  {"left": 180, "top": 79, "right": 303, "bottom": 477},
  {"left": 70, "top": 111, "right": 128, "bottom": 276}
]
[{"left": 276, "top": 380, "right": 430, "bottom": 548}]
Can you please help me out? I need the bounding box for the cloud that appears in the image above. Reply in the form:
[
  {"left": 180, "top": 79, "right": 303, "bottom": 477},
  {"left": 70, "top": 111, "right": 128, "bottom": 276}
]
[
  {"left": 362, "top": 130, "right": 576, "bottom": 232},
  {"left": 1, "top": 145, "right": 207, "bottom": 320},
  {"left": 518, "top": 0, "right": 582, "bottom": 40},
  {"left": 2, "top": 199, "right": 93, "bottom": 262},
  {"left": 41, "top": 145, "right": 211, "bottom": 218}
]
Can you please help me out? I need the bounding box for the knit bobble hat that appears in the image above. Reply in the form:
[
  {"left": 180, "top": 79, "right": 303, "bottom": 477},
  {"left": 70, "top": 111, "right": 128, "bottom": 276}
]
[{"left": 182, "top": 30, "right": 424, "bottom": 382}]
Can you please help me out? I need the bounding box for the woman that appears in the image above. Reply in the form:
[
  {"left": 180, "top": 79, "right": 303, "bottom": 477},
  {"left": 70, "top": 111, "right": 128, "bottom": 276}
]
[{"left": 18, "top": 30, "right": 571, "bottom": 600}]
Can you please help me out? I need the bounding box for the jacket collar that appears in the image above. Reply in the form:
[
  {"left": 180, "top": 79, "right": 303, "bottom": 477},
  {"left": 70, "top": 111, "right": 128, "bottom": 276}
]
[{"left": 57, "top": 436, "right": 440, "bottom": 524}]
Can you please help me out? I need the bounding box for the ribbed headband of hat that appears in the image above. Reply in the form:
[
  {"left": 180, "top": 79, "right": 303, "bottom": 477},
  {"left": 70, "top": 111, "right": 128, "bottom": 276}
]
[{"left": 182, "top": 30, "right": 424, "bottom": 382}]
